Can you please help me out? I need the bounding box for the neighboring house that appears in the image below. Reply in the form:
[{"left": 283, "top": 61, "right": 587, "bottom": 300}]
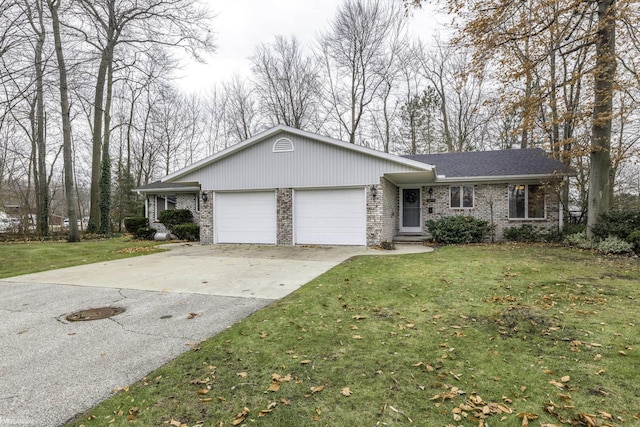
[{"left": 134, "top": 125, "right": 571, "bottom": 246}]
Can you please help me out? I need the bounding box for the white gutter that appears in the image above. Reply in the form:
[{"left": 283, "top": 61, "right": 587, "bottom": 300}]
[{"left": 433, "top": 174, "right": 564, "bottom": 184}]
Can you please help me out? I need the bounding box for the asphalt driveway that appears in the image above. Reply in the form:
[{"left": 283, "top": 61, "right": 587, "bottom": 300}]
[{"left": 0, "top": 243, "right": 431, "bottom": 426}]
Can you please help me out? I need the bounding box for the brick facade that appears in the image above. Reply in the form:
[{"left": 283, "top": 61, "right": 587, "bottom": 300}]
[
  {"left": 147, "top": 182, "right": 561, "bottom": 245},
  {"left": 147, "top": 193, "right": 205, "bottom": 239},
  {"left": 199, "top": 191, "right": 213, "bottom": 244},
  {"left": 277, "top": 189, "right": 293, "bottom": 245},
  {"left": 366, "top": 184, "right": 383, "bottom": 246},
  {"left": 381, "top": 178, "right": 398, "bottom": 244},
  {"left": 422, "top": 183, "right": 561, "bottom": 241}
]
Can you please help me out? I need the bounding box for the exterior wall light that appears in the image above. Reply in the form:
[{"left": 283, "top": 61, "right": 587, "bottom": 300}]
[
  {"left": 201, "top": 191, "right": 208, "bottom": 202},
  {"left": 370, "top": 185, "right": 378, "bottom": 198}
]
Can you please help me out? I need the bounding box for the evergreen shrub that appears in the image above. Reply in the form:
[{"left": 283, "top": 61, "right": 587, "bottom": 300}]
[
  {"left": 124, "top": 216, "right": 148, "bottom": 234},
  {"left": 426, "top": 216, "right": 490, "bottom": 245},
  {"left": 173, "top": 223, "right": 200, "bottom": 241}
]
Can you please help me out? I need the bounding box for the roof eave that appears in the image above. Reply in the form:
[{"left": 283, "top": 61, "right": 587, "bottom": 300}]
[
  {"left": 132, "top": 186, "right": 201, "bottom": 194},
  {"left": 434, "top": 173, "right": 568, "bottom": 183}
]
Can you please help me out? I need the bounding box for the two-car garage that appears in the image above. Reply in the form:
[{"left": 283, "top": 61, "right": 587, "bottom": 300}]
[{"left": 214, "top": 188, "right": 366, "bottom": 245}]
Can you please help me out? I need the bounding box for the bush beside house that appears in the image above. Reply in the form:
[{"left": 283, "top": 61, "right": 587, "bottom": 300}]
[
  {"left": 426, "top": 216, "right": 491, "bottom": 244},
  {"left": 124, "top": 216, "right": 156, "bottom": 240},
  {"left": 158, "top": 209, "right": 200, "bottom": 242},
  {"left": 563, "top": 210, "right": 640, "bottom": 255}
]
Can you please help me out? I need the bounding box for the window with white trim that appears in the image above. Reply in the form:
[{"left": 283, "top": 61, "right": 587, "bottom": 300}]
[
  {"left": 155, "top": 195, "right": 176, "bottom": 220},
  {"left": 450, "top": 185, "right": 474, "bottom": 208},
  {"left": 509, "top": 184, "right": 545, "bottom": 219}
]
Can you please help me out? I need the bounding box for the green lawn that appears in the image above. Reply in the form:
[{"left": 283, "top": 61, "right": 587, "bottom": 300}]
[
  {"left": 0, "top": 237, "right": 164, "bottom": 279},
  {"left": 54, "top": 243, "right": 639, "bottom": 426}
]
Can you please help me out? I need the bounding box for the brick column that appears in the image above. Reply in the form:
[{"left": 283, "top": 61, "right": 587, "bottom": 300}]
[
  {"left": 199, "top": 191, "right": 214, "bottom": 244},
  {"left": 277, "top": 189, "right": 293, "bottom": 245}
]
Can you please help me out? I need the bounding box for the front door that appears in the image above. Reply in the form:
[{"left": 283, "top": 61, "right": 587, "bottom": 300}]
[{"left": 400, "top": 188, "right": 422, "bottom": 233}]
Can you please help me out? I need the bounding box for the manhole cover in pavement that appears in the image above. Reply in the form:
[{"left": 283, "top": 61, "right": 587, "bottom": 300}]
[{"left": 66, "top": 307, "right": 125, "bottom": 322}]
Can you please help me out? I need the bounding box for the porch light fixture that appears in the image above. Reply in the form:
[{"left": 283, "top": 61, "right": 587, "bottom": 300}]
[
  {"left": 370, "top": 185, "right": 378, "bottom": 198},
  {"left": 201, "top": 191, "right": 208, "bottom": 202},
  {"left": 428, "top": 187, "right": 433, "bottom": 196}
]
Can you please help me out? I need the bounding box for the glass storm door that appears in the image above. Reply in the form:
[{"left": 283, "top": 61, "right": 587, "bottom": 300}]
[{"left": 401, "top": 188, "right": 421, "bottom": 233}]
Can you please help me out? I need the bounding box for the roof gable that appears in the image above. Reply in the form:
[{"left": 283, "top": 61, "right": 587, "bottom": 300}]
[{"left": 163, "top": 125, "right": 432, "bottom": 183}]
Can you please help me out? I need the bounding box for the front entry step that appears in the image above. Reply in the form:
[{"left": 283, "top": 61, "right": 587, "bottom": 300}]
[{"left": 393, "top": 234, "right": 432, "bottom": 244}]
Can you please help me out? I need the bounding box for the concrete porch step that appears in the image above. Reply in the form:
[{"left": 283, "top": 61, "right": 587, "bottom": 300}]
[{"left": 392, "top": 234, "right": 432, "bottom": 244}]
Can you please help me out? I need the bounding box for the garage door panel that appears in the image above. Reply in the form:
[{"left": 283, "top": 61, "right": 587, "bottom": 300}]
[
  {"left": 216, "top": 192, "right": 276, "bottom": 244},
  {"left": 294, "top": 188, "right": 365, "bottom": 245}
]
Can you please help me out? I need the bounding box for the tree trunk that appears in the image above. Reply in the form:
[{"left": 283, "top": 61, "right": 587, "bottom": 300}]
[
  {"left": 99, "top": 53, "right": 114, "bottom": 234},
  {"left": 86, "top": 50, "right": 109, "bottom": 233},
  {"left": 48, "top": 0, "right": 79, "bottom": 242},
  {"left": 28, "top": 0, "right": 49, "bottom": 236},
  {"left": 586, "top": 0, "right": 616, "bottom": 238}
]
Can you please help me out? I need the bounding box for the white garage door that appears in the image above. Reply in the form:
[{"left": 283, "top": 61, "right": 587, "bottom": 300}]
[
  {"left": 215, "top": 192, "right": 277, "bottom": 244},
  {"left": 294, "top": 188, "right": 366, "bottom": 245}
]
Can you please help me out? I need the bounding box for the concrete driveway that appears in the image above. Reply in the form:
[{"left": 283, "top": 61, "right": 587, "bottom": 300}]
[{"left": 0, "top": 243, "right": 431, "bottom": 427}]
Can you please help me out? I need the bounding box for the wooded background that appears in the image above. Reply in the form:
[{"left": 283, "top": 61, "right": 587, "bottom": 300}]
[{"left": 1, "top": 0, "right": 638, "bottom": 240}]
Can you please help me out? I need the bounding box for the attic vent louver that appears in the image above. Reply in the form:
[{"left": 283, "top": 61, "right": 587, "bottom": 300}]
[{"left": 273, "top": 138, "right": 294, "bottom": 153}]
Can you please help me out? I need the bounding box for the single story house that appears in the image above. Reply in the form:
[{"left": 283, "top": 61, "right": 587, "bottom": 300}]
[{"left": 134, "top": 125, "right": 571, "bottom": 246}]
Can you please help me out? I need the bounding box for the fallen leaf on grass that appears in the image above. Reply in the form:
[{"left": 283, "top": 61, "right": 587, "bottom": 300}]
[
  {"left": 267, "top": 382, "right": 280, "bottom": 392},
  {"left": 517, "top": 412, "right": 539, "bottom": 426},
  {"left": 578, "top": 413, "right": 598, "bottom": 426},
  {"left": 389, "top": 405, "right": 413, "bottom": 423},
  {"left": 236, "top": 372, "right": 247, "bottom": 378},
  {"left": 258, "top": 402, "right": 277, "bottom": 418},
  {"left": 116, "top": 246, "right": 155, "bottom": 254},
  {"left": 561, "top": 375, "right": 570, "bottom": 382},
  {"left": 549, "top": 380, "right": 566, "bottom": 389},
  {"left": 341, "top": 387, "right": 352, "bottom": 396},
  {"left": 197, "top": 388, "right": 210, "bottom": 395},
  {"left": 597, "top": 410, "right": 613, "bottom": 420},
  {"left": 231, "top": 407, "right": 250, "bottom": 426}
]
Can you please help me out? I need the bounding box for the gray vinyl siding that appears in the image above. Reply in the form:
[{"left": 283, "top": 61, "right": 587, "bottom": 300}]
[{"left": 176, "top": 133, "right": 424, "bottom": 190}]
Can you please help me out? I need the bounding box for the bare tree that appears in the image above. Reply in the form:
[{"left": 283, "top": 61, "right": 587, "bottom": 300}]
[
  {"left": 71, "top": 0, "right": 215, "bottom": 233},
  {"left": 223, "top": 75, "right": 262, "bottom": 143},
  {"left": 414, "top": 39, "right": 488, "bottom": 152},
  {"left": 251, "top": 35, "right": 320, "bottom": 130},
  {"left": 319, "top": 0, "right": 404, "bottom": 144},
  {"left": 47, "top": 0, "right": 79, "bottom": 242},
  {"left": 20, "top": 0, "right": 51, "bottom": 236}
]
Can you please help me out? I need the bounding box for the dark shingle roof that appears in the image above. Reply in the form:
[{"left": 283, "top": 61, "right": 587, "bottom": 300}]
[
  {"left": 403, "top": 148, "right": 571, "bottom": 178},
  {"left": 133, "top": 181, "right": 200, "bottom": 192}
]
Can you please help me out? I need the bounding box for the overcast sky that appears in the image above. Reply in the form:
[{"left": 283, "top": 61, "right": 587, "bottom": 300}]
[{"left": 178, "top": 0, "right": 449, "bottom": 90}]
